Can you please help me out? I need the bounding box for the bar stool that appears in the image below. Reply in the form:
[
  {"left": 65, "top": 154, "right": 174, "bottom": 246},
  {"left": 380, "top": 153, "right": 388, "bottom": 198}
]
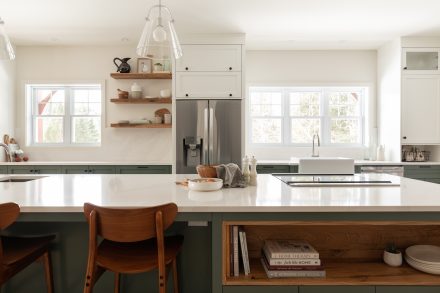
[
  {"left": 83, "top": 202, "right": 183, "bottom": 293},
  {"left": 0, "top": 202, "right": 55, "bottom": 292}
]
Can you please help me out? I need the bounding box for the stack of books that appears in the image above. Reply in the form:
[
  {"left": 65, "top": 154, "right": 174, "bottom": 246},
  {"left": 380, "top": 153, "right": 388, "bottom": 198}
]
[
  {"left": 261, "top": 240, "right": 325, "bottom": 278},
  {"left": 229, "top": 225, "right": 251, "bottom": 277}
]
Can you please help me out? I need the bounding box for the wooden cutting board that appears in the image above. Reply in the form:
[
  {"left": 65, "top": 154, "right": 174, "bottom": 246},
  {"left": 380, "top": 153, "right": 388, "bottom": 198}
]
[{"left": 154, "top": 108, "right": 170, "bottom": 119}]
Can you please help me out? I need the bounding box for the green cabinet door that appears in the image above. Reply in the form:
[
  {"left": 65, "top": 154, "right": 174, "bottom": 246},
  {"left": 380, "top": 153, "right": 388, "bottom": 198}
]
[
  {"left": 299, "top": 286, "right": 374, "bottom": 293},
  {"left": 376, "top": 286, "right": 440, "bottom": 293},
  {"left": 62, "top": 166, "right": 90, "bottom": 174},
  {"left": 116, "top": 165, "right": 172, "bottom": 174},
  {"left": 8, "top": 165, "right": 36, "bottom": 174},
  {"left": 89, "top": 166, "right": 115, "bottom": 174},
  {"left": 404, "top": 165, "right": 440, "bottom": 183},
  {"left": 224, "top": 286, "right": 298, "bottom": 293},
  {"left": 34, "top": 166, "right": 62, "bottom": 174},
  {"left": 257, "top": 165, "right": 291, "bottom": 174},
  {"left": 0, "top": 166, "right": 7, "bottom": 174}
]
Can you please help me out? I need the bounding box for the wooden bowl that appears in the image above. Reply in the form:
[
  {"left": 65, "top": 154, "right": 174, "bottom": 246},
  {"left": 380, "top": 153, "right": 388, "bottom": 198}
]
[{"left": 196, "top": 165, "right": 217, "bottom": 178}]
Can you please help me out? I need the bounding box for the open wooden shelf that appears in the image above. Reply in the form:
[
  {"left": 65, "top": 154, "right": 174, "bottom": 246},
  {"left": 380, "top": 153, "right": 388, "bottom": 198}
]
[
  {"left": 110, "top": 97, "right": 172, "bottom": 104},
  {"left": 222, "top": 221, "right": 440, "bottom": 286},
  {"left": 110, "top": 123, "right": 172, "bottom": 128},
  {"left": 110, "top": 73, "right": 172, "bottom": 79}
]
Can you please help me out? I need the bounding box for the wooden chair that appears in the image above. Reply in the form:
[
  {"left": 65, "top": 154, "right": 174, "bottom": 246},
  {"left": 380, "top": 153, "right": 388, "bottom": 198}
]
[
  {"left": 0, "top": 202, "right": 55, "bottom": 292},
  {"left": 83, "top": 202, "right": 183, "bottom": 293}
]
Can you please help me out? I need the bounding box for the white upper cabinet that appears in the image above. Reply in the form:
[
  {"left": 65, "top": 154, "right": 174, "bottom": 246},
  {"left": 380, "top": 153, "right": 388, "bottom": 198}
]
[
  {"left": 176, "top": 45, "right": 242, "bottom": 72},
  {"left": 402, "top": 48, "right": 440, "bottom": 74},
  {"left": 401, "top": 75, "right": 440, "bottom": 144},
  {"left": 175, "top": 72, "right": 242, "bottom": 98}
]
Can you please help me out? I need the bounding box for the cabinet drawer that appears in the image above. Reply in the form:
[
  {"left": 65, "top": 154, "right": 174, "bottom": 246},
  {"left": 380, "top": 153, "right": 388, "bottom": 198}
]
[
  {"left": 90, "top": 166, "right": 115, "bottom": 174},
  {"left": 116, "top": 165, "right": 171, "bottom": 174},
  {"left": 257, "top": 165, "right": 290, "bottom": 174},
  {"left": 224, "top": 286, "right": 297, "bottom": 293},
  {"left": 62, "top": 166, "right": 90, "bottom": 174},
  {"left": 176, "top": 45, "right": 241, "bottom": 72},
  {"left": 8, "top": 165, "right": 61, "bottom": 174},
  {"left": 0, "top": 166, "right": 7, "bottom": 174},
  {"left": 176, "top": 72, "right": 241, "bottom": 98},
  {"left": 376, "top": 286, "right": 440, "bottom": 293},
  {"left": 299, "top": 286, "right": 374, "bottom": 293}
]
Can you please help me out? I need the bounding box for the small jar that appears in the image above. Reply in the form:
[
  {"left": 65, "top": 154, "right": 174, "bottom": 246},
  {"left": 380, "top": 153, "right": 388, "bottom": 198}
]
[{"left": 383, "top": 250, "right": 402, "bottom": 267}]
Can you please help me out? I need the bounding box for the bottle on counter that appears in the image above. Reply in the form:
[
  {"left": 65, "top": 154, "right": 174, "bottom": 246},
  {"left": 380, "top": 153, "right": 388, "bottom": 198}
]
[
  {"left": 242, "top": 156, "right": 250, "bottom": 184},
  {"left": 376, "top": 145, "right": 385, "bottom": 161},
  {"left": 249, "top": 156, "right": 258, "bottom": 186}
]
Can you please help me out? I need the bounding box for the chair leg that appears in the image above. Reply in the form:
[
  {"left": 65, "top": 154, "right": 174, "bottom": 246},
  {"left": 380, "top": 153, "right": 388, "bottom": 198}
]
[
  {"left": 172, "top": 259, "right": 179, "bottom": 293},
  {"left": 114, "top": 272, "right": 120, "bottom": 293},
  {"left": 42, "top": 251, "right": 54, "bottom": 293},
  {"left": 84, "top": 263, "right": 96, "bottom": 293}
]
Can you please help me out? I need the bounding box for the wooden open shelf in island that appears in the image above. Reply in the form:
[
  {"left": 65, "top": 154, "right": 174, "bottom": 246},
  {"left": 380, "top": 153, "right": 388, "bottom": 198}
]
[
  {"left": 110, "top": 123, "right": 172, "bottom": 128},
  {"left": 110, "top": 97, "right": 172, "bottom": 104},
  {"left": 110, "top": 73, "right": 172, "bottom": 79},
  {"left": 222, "top": 221, "right": 440, "bottom": 286}
]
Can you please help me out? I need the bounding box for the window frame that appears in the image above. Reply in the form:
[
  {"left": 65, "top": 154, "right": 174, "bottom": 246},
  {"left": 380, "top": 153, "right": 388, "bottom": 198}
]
[
  {"left": 26, "top": 82, "right": 105, "bottom": 147},
  {"left": 248, "top": 86, "right": 367, "bottom": 148}
]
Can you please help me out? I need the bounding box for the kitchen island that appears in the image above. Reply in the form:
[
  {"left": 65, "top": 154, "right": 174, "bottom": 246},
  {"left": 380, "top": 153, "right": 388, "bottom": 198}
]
[{"left": 1, "top": 173, "right": 440, "bottom": 293}]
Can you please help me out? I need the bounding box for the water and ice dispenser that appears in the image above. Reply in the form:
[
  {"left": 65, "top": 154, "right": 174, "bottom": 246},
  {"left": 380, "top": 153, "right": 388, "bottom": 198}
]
[{"left": 183, "top": 137, "right": 203, "bottom": 167}]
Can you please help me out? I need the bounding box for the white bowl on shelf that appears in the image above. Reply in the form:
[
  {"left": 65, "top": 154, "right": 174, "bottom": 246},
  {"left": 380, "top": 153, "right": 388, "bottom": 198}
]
[{"left": 188, "top": 178, "right": 223, "bottom": 192}]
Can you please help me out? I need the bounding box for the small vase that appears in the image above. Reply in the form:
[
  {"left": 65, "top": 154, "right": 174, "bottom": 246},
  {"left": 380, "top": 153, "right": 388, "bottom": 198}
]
[{"left": 383, "top": 250, "right": 402, "bottom": 267}]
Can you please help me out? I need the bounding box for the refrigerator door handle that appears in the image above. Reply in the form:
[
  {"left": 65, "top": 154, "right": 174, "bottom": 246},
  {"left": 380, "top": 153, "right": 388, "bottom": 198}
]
[
  {"left": 209, "top": 107, "right": 214, "bottom": 164},
  {"left": 203, "top": 107, "right": 209, "bottom": 165}
]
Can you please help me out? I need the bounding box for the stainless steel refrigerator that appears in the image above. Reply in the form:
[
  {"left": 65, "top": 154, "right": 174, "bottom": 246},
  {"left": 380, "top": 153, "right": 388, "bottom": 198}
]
[{"left": 176, "top": 100, "right": 242, "bottom": 174}]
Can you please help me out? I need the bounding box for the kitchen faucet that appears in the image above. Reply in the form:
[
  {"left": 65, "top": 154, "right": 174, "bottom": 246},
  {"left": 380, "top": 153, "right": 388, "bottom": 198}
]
[
  {"left": 0, "top": 143, "right": 12, "bottom": 162},
  {"left": 311, "top": 134, "right": 320, "bottom": 157}
]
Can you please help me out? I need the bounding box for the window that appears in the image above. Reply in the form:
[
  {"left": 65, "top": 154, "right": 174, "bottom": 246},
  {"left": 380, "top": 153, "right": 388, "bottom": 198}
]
[
  {"left": 249, "top": 86, "right": 367, "bottom": 146},
  {"left": 27, "top": 84, "right": 102, "bottom": 146}
]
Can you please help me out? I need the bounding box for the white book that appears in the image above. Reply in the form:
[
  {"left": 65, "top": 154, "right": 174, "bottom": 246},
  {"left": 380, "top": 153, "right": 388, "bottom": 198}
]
[
  {"left": 239, "top": 230, "right": 250, "bottom": 275},
  {"left": 261, "top": 258, "right": 325, "bottom": 278},
  {"left": 233, "top": 226, "right": 239, "bottom": 276},
  {"left": 264, "top": 240, "right": 319, "bottom": 259},
  {"left": 263, "top": 246, "right": 321, "bottom": 266}
]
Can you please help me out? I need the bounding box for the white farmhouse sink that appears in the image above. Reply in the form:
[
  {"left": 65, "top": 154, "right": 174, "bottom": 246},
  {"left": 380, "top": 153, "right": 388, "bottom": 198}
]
[{"left": 297, "top": 157, "right": 355, "bottom": 175}]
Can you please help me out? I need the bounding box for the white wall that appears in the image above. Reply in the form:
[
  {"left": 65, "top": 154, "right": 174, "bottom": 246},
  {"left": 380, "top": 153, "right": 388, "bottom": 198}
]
[
  {"left": 15, "top": 46, "right": 172, "bottom": 163},
  {"left": 377, "top": 40, "right": 401, "bottom": 162},
  {"left": 246, "top": 50, "right": 377, "bottom": 160},
  {"left": 0, "top": 59, "right": 15, "bottom": 161}
]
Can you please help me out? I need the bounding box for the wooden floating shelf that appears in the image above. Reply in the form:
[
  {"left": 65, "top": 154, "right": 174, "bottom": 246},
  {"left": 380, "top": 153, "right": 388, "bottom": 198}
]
[
  {"left": 110, "top": 73, "right": 172, "bottom": 79},
  {"left": 110, "top": 123, "right": 172, "bottom": 128},
  {"left": 110, "top": 97, "right": 172, "bottom": 104},
  {"left": 224, "top": 259, "right": 440, "bottom": 286}
]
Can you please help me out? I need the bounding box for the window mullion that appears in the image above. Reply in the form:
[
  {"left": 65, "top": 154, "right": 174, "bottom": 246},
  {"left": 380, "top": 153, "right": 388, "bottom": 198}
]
[
  {"left": 283, "top": 89, "right": 290, "bottom": 145},
  {"left": 321, "top": 89, "right": 329, "bottom": 145}
]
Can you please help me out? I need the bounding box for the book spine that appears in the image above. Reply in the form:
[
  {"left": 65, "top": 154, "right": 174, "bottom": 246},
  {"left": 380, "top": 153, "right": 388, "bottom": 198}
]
[
  {"left": 239, "top": 231, "right": 250, "bottom": 275},
  {"left": 243, "top": 231, "right": 251, "bottom": 274},
  {"left": 266, "top": 256, "right": 321, "bottom": 266},
  {"left": 233, "top": 225, "right": 239, "bottom": 277},
  {"left": 263, "top": 245, "right": 319, "bottom": 259},
  {"left": 229, "top": 226, "right": 234, "bottom": 277},
  {"left": 261, "top": 258, "right": 325, "bottom": 278}
]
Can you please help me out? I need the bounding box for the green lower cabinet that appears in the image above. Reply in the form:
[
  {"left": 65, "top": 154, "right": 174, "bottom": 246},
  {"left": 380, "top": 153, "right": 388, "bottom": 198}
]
[
  {"left": 62, "top": 166, "right": 89, "bottom": 174},
  {"left": 116, "top": 165, "right": 172, "bottom": 174},
  {"left": 299, "top": 286, "right": 374, "bottom": 293},
  {"left": 89, "top": 166, "right": 115, "bottom": 174},
  {"left": 8, "top": 165, "right": 61, "bottom": 174},
  {"left": 376, "top": 286, "right": 440, "bottom": 293},
  {"left": 0, "top": 166, "right": 7, "bottom": 174},
  {"left": 224, "top": 286, "right": 298, "bottom": 293},
  {"left": 257, "top": 165, "right": 291, "bottom": 174}
]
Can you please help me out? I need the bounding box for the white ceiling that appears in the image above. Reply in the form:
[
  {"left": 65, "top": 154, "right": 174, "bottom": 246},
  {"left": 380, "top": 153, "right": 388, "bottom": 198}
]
[{"left": 1, "top": 0, "right": 440, "bottom": 49}]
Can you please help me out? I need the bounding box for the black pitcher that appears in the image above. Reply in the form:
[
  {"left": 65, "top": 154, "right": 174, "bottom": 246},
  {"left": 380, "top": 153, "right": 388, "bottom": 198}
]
[{"left": 113, "top": 57, "right": 131, "bottom": 73}]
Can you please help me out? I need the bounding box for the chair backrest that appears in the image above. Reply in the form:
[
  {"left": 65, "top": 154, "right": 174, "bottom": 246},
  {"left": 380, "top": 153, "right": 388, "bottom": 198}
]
[
  {"left": 0, "top": 203, "right": 20, "bottom": 230},
  {"left": 83, "top": 203, "right": 178, "bottom": 242}
]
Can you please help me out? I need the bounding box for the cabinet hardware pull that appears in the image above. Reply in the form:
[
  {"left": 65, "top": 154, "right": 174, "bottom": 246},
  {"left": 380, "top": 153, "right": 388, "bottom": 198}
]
[
  {"left": 403, "top": 67, "right": 407, "bottom": 70},
  {"left": 229, "top": 67, "right": 232, "bottom": 70},
  {"left": 229, "top": 93, "right": 232, "bottom": 97},
  {"left": 185, "top": 94, "right": 189, "bottom": 97},
  {"left": 403, "top": 136, "right": 407, "bottom": 139},
  {"left": 185, "top": 67, "right": 188, "bottom": 70}
]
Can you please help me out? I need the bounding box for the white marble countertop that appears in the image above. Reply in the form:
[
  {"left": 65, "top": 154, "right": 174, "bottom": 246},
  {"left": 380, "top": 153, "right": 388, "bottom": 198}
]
[
  {"left": 258, "top": 159, "right": 440, "bottom": 165},
  {"left": 1, "top": 174, "right": 440, "bottom": 213},
  {"left": 0, "top": 161, "right": 171, "bottom": 166}
]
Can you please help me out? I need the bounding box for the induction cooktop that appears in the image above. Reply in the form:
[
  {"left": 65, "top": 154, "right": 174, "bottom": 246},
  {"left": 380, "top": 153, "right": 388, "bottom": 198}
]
[{"left": 273, "top": 174, "right": 400, "bottom": 187}]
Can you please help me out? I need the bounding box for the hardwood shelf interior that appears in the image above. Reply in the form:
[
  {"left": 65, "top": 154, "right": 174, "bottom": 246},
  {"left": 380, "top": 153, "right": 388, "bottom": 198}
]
[
  {"left": 110, "top": 97, "right": 172, "bottom": 104},
  {"left": 222, "top": 221, "right": 440, "bottom": 286},
  {"left": 110, "top": 73, "right": 172, "bottom": 79},
  {"left": 110, "top": 123, "right": 171, "bottom": 128}
]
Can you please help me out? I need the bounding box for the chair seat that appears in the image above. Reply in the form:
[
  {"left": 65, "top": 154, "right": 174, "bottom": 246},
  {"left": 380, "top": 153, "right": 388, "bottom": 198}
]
[
  {"left": 96, "top": 235, "right": 183, "bottom": 274},
  {"left": 2, "top": 235, "right": 55, "bottom": 267}
]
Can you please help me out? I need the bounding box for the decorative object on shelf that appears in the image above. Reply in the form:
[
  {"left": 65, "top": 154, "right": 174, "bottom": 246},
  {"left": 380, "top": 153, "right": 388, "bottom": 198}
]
[
  {"left": 405, "top": 245, "right": 440, "bottom": 275},
  {"left": 117, "top": 89, "right": 129, "bottom": 99},
  {"left": 113, "top": 57, "right": 131, "bottom": 73},
  {"left": 153, "top": 116, "right": 162, "bottom": 124},
  {"left": 164, "top": 113, "right": 172, "bottom": 124},
  {"left": 0, "top": 17, "right": 15, "bottom": 60},
  {"left": 383, "top": 243, "right": 403, "bottom": 267},
  {"left": 154, "top": 108, "right": 171, "bottom": 121},
  {"left": 136, "top": 0, "right": 183, "bottom": 62},
  {"left": 137, "top": 57, "right": 152, "bottom": 73},
  {"left": 153, "top": 62, "right": 163, "bottom": 72},
  {"left": 130, "top": 82, "right": 142, "bottom": 98},
  {"left": 160, "top": 88, "right": 171, "bottom": 98},
  {"left": 402, "top": 146, "right": 431, "bottom": 162},
  {"left": 110, "top": 72, "right": 172, "bottom": 79}
]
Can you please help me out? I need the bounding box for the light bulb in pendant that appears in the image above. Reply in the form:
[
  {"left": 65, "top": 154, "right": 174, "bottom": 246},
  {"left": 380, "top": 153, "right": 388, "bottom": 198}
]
[{"left": 153, "top": 24, "right": 167, "bottom": 42}]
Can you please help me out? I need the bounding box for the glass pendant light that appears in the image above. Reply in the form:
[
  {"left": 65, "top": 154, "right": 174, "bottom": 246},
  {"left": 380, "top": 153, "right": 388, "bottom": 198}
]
[
  {"left": 0, "top": 17, "right": 15, "bottom": 60},
  {"left": 136, "top": 0, "right": 182, "bottom": 62}
]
